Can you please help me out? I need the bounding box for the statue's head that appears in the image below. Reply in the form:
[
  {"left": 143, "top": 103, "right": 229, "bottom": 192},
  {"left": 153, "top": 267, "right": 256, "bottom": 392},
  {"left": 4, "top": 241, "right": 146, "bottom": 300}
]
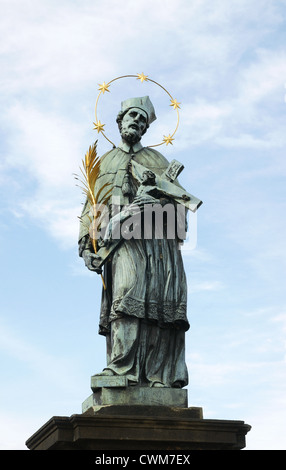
[
  {"left": 141, "top": 170, "right": 156, "bottom": 186},
  {"left": 116, "top": 96, "right": 156, "bottom": 145}
]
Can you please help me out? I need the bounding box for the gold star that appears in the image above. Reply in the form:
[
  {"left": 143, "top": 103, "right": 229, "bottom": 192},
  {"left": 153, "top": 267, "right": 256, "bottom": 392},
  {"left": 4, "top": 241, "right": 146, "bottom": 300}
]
[
  {"left": 93, "top": 120, "right": 105, "bottom": 133},
  {"left": 163, "top": 134, "right": 174, "bottom": 145},
  {"left": 98, "top": 82, "right": 110, "bottom": 94},
  {"left": 137, "top": 72, "right": 148, "bottom": 83},
  {"left": 170, "top": 98, "right": 181, "bottom": 109}
]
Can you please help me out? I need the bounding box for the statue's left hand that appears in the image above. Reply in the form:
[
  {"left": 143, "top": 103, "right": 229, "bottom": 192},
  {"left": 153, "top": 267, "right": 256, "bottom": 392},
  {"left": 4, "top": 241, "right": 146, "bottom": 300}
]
[{"left": 131, "top": 194, "right": 159, "bottom": 208}]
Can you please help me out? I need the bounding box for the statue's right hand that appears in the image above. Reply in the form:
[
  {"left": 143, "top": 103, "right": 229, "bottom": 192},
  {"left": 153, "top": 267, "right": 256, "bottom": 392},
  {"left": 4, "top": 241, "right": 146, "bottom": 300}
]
[{"left": 82, "top": 251, "right": 102, "bottom": 274}]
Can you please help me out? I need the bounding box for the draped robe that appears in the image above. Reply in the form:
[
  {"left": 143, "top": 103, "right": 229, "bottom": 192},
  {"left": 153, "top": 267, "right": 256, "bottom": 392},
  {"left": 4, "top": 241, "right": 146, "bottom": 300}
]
[{"left": 79, "top": 140, "right": 189, "bottom": 387}]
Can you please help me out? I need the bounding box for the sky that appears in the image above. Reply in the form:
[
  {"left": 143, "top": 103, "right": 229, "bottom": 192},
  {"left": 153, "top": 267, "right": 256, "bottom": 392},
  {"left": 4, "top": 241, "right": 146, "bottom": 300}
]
[{"left": 0, "top": 0, "right": 286, "bottom": 450}]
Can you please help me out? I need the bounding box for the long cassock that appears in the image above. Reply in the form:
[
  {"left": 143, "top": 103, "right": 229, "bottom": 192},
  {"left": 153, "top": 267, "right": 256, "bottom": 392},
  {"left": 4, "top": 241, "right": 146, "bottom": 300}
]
[{"left": 78, "top": 139, "right": 190, "bottom": 388}]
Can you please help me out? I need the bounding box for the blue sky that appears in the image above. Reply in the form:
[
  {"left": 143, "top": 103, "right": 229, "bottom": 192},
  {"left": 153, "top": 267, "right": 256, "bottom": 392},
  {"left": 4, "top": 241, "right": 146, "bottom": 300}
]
[{"left": 0, "top": 0, "right": 286, "bottom": 450}]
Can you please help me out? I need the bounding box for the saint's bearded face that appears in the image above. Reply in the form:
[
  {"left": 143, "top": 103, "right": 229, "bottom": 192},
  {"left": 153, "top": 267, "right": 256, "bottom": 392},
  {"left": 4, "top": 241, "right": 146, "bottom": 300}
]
[{"left": 119, "top": 108, "right": 148, "bottom": 144}]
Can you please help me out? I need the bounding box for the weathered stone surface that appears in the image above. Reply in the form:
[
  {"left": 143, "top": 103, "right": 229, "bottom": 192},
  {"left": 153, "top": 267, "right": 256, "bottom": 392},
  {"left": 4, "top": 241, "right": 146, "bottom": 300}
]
[
  {"left": 82, "top": 387, "right": 188, "bottom": 412},
  {"left": 83, "top": 404, "right": 203, "bottom": 419},
  {"left": 91, "top": 375, "right": 128, "bottom": 390},
  {"left": 25, "top": 406, "right": 251, "bottom": 450}
]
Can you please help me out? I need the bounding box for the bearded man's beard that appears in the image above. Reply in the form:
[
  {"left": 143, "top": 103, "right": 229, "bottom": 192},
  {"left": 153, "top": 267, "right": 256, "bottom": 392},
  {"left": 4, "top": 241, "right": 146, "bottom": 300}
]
[{"left": 120, "top": 127, "right": 142, "bottom": 145}]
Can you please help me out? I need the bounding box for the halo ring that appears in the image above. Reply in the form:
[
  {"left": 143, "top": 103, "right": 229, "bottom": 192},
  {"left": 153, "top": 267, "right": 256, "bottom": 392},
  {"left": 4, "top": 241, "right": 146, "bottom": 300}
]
[{"left": 94, "top": 74, "right": 180, "bottom": 148}]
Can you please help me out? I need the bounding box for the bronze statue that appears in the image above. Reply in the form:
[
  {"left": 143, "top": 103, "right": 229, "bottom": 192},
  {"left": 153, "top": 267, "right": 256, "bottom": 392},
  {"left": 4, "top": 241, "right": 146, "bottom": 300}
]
[{"left": 79, "top": 96, "right": 201, "bottom": 389}]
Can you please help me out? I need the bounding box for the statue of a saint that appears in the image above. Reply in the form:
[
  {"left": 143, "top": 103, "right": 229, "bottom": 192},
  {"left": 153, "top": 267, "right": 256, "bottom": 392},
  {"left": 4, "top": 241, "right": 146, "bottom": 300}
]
[{"left": 78, "top": 96, "right": 191, "bottom": 389}]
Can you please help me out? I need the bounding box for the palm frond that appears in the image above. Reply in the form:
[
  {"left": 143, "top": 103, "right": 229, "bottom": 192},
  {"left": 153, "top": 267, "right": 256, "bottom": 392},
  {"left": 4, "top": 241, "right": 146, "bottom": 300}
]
[
  {"left": 75, "top": 140, "right": 113, "bottom": 291},
  {"left": 75, "top": 140, "right": 113, "bottom": 252}
]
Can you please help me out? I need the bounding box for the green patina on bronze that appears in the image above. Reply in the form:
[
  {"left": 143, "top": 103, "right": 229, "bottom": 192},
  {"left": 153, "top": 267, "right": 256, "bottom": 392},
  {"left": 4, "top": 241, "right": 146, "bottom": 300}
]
[{"left": 79, "top": 96, "right": 202, "bottom": 390}]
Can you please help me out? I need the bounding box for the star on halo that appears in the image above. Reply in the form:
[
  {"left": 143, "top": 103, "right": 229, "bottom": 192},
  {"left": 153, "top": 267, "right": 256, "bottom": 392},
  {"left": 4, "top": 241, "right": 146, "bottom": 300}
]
[
  {"left": 93, "top": 120, "right": 105, "bottom": 133},
  {"left": 98, "top": 82, "right": 110, "bottom": 94},
  {"left": 170, "top": 98, "right": 181, "bottom": 109},
  {"left": 163, "top": 134, "right": 174, "bottom": 145},
  {"left": 137, "top": 72, "right": 148, "bottom": 83}
]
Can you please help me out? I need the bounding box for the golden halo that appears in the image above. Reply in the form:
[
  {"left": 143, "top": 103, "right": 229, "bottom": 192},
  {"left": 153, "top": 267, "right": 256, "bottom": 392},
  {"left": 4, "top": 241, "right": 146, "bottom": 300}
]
[{"left": 93, "top": 73, "right": 180, "bottom": 148}]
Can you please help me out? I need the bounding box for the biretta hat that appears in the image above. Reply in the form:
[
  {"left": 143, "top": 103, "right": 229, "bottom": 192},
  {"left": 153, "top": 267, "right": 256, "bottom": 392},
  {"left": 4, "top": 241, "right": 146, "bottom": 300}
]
[{"left": 121, "top": 96, "right": 156, "bottom": 124}]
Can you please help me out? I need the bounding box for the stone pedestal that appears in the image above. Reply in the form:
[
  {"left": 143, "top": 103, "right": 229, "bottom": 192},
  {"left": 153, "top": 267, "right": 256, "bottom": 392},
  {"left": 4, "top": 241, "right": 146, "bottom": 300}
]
[
  {"left": 83, "top": 386, "right": 189, "bottom": 411},
  {"left": 26, "top": 383, "right": 251, "bottom": 451}
]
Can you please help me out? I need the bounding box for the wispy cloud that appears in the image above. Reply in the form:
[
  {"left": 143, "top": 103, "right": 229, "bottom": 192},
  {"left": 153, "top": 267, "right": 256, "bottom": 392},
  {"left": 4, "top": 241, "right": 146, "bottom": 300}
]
[
  {"left": 0, "top": 321, "right": 75, "bottom": 388},
  {"left": 1, "top": 0, "right": 285, "bottom": 249},
  {"left": 5, "top": 104, "right": 83, "bottom": 186},
  {"left": 188, "top": 280, "right": 225, "bottom": 294}
]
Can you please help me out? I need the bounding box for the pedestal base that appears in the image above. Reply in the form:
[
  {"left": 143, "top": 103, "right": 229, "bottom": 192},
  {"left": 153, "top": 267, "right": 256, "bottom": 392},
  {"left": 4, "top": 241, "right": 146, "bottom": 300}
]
[
  {"left": 26, "top": 405, "right": 251, "bottom": 450},
  {"left": 26, "top": 383, "right": 251, "bottom": 450}
]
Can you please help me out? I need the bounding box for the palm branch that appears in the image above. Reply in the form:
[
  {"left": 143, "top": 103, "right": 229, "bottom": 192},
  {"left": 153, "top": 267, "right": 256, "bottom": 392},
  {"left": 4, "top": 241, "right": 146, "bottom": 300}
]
[{"left": 75, "top": 140, "right": 112, "bottom": 288}]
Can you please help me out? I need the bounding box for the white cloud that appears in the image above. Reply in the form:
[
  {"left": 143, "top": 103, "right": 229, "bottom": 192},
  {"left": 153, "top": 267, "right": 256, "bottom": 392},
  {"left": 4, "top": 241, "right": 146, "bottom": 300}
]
[
  {"left": 0, "top": 0, "right": 119, "bottom": 93},
  {"left": 0, "top": 320, "right": 76, "bottom": 389},
  {"left": 215, "top": 132, "right": 285, "bottom": 149},
  {"left": 238, "top": 48, "right": 286, "bottom": 105},
  {"left": 0, "top": 0, "right": 283, "bottom": 98},
  {"left": 178, "top": 46, "right": 286, "bottom": 150},
  {"left": 6, "top": 103, "right": 84, "bottom": 186},
  {"left": 19, "top": 198, "right": 80, "bottom": 248},
  {"left": 2, "top": 103, "right": 86, "bottom": 246},
  {"left": 188, "top": 280, "right": 224, "bottom": 294}
]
